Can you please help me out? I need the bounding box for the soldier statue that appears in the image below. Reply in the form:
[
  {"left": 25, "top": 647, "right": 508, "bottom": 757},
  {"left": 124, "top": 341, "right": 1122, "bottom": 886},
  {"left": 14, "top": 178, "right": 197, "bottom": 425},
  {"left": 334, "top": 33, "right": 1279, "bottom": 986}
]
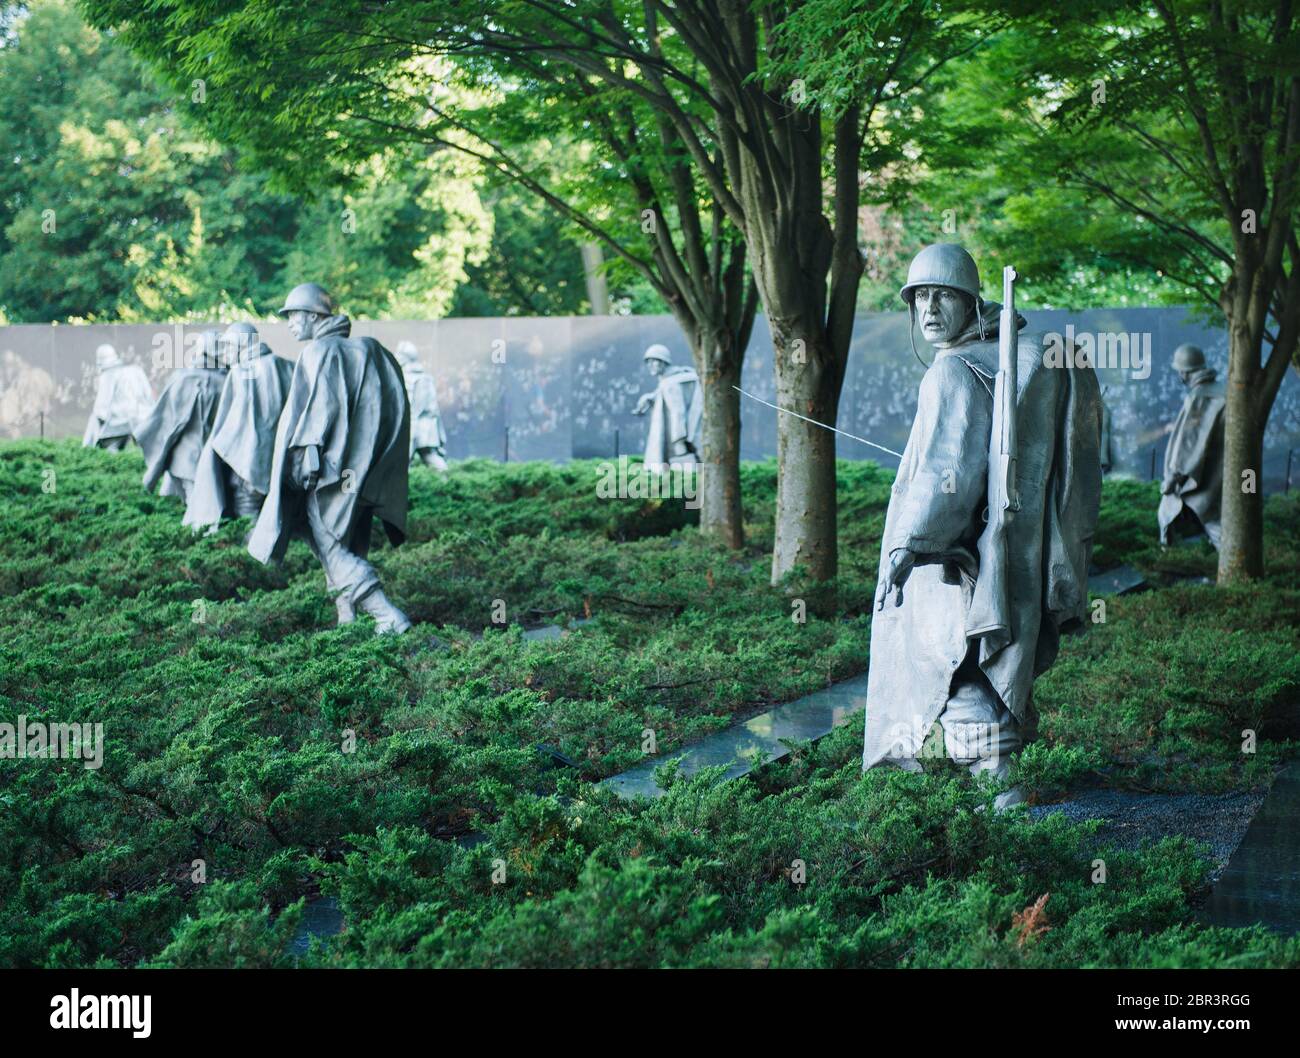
[
  {"left": 633, "top": 344, "right": 702, "bottom": 472},
  {"left": 136, "top": 331, "right": 227, "bottom": 501},
  {"left": 395, "top": 341, "right": 449, "bottom": 471},
  {"left": 247, "top": 283, "right": 412, "bottom": 635},
  {"left": 82, "top": 344, "right": 153, "bottom": 451},
  {"left": 184, "top": 322, "right": 295, "bottom": 532},
  {"left": 1158, "top": 343, "right": 1225, "bottom": 549},
  {"left": 862, "top": 244, "right": 1102, "bottom": 811}
]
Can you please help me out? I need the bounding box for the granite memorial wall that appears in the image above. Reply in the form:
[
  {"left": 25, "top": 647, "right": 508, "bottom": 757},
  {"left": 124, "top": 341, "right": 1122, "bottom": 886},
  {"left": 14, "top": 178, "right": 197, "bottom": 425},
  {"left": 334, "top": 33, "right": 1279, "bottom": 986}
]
[{"left": 3, "top": 307, "right": 1297, "bottom": 491}]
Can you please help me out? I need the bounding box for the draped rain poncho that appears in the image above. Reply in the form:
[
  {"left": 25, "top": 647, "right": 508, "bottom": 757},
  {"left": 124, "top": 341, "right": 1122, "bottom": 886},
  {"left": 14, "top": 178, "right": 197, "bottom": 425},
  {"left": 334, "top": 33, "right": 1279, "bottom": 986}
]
[
  {"left": 136, "top": 366, "right": 227, "bottom": 496},
  {"left": 1158, "top": 368, "right": 1225, "bottom": 547},
  {"left": 183, "top": 344, "right": 295, "bottom": 530},
  {"left": 83, "top": 363, "right": 153, "bottom": 447},
  {"left": 644, "top": 365, "right": 703, "bottom": 469},
  {"left": 402, "top": 359, "right": 448, "bottom": 460},
  {"left": 862, "top": 305, "right": 1103, "bottom": 770},
  {"left": 247, "top": 315, "right": 410, "bottom": 563}
]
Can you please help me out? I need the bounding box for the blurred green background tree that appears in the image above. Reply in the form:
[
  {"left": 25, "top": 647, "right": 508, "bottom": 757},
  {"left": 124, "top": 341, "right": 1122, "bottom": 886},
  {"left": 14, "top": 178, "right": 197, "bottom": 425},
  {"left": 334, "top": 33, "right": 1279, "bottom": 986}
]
[{"left": 0, "top": 0, "right": 609, "bottom": 322}]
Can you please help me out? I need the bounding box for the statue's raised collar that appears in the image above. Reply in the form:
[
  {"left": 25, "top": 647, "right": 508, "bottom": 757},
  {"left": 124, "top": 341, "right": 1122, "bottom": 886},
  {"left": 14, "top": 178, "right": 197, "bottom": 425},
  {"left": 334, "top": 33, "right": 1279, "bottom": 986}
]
[
  {"left": 313, "top": 314, "right": 352, "bottom": 340},
  {"left": 939, "top": 300, "right": 1026, "bottom": 350}
]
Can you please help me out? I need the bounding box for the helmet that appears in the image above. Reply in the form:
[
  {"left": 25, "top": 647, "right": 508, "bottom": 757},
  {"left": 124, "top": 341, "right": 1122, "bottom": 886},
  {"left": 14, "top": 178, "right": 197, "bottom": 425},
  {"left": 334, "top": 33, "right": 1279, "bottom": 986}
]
[
  {"left": 219, "top": 322, "right": 260, "bottom": 362},
  {"left": 395, "top": 340, "right": 420, "bottom": 365},
  {"left": 190, "top": 330, "right": 224, "bottom": 369},
  {"left": 643, "top": 343, "right": 672, "bottom": 364},
  {"left": 95, "top": 343, "right": 120, "bottom": 369},
  {"left": 1172, "top": 343, "right": 1206, "bottom": 372},
  {"left": 899, "top": 243, "right": 981, "bottom": 305},
  {"left": 277, "top": 282, "right": 335, "bottom": 317}
]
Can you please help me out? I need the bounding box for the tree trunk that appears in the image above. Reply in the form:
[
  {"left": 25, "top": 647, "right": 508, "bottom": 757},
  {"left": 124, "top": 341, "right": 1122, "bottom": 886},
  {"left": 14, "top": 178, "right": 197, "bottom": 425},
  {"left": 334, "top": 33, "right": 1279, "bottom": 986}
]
[
  {"left": 695, "top": 340, "right": 744, "bottom": 548},
  {"left": 1217, "top": 318, "right": 1266, "bottom": 583},
  {"left": 770, "top": 332, "right": 840, "bottom": 584}
]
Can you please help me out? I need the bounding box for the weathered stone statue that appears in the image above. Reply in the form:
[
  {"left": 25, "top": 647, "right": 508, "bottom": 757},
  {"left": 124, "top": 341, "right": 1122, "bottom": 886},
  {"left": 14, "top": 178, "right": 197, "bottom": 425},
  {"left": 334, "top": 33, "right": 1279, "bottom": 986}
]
[
  {"left": 136, "top": 332, "right": 227, "bottom": 500},
  {"left": 82, "top": 344, "right": 153, "bottom": 451},
  {"left": 184, "top": 323, "right": 295, "bottom": 532},
  {"left": 396, "top": 341, "right": 449, "bottom": 471},
  {"left": 1158, "top": 344, "right": 1225, "bottom": 549},
  {"left": 633, "top": 344, "right": 702, "bottom": 472},
  {"left": 862, "top": 244, "right": 1102, "bottom": 811},
  {"left": 247, "top": 283, "right": 412, "bottom": 635}
]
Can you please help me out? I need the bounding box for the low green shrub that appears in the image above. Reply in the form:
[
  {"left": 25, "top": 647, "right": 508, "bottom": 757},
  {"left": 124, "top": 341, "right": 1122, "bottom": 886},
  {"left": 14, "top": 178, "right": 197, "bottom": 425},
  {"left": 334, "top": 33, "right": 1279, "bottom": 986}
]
[{"left": 0, "top": 440, "right": 1295, "bottom": 967}]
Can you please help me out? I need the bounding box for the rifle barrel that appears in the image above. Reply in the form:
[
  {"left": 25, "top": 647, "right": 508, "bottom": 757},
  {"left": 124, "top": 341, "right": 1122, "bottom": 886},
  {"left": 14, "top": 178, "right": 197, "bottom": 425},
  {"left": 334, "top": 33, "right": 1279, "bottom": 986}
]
[{"left": 999, "top": 266, "right": 1019, "bottom": 511}]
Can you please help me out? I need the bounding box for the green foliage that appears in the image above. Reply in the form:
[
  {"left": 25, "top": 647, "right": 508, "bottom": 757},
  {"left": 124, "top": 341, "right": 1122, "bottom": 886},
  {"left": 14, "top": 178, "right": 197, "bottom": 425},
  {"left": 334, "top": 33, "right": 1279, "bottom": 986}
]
[
  {"left": 0, "top": 1, "right": 510, "bottom": 322},
  {"left": 1, "top": 439, "right": 1296, "bottom": 967},
  {"left": 77, "top": 0, "right": 735, "bottom": 325}
]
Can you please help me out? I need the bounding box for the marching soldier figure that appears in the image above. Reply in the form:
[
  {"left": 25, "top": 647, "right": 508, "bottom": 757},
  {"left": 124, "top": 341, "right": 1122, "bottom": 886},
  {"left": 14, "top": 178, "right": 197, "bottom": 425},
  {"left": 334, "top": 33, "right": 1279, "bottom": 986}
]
[
  {"left": 136, "top": 331, "right": 227, "bottom": 502},
  {"left": 184, "top": 322, "right": 295, "bottom": 531},
  {"left": 1158, "top": 343, "right": 1225, "bottom": 549},
  {"left": 82, "top": 344, "right": 153, "bottom": 451},
  {"left": 248, "top": 283, "right": 412, "bottom": 635},
  {"left": 634, "top": 344, "right": 702, "bottom": 472},
  {"left": 863, "top": 244, "right": 1102, "bottom": 810},
  {"left": 395, "top": 341, "right": 449, "bottom": 471}
]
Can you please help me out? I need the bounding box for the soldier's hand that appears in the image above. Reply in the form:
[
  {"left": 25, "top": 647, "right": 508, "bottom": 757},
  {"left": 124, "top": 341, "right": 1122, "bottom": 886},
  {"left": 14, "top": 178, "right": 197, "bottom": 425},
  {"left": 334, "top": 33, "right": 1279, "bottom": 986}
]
[
  {"left": 875, "top": 549, "right": 916, "bottom": 611},
  {"left": 635, "top": 394, "right": 653, "bottom": 415}
]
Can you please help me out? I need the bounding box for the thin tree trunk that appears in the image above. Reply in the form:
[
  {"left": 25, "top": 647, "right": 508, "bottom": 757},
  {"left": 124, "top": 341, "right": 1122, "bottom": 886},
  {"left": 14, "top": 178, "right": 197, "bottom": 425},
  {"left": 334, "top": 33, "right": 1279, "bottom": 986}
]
[
  {"left": 1217, "top": 318, "right": 1266, "bottom": 582},
  {"left": 696, "top": 340, "right": 744, "bottom": 548},
  {"left": 770, "top": 332, "right": 840, "bottom": 584}
]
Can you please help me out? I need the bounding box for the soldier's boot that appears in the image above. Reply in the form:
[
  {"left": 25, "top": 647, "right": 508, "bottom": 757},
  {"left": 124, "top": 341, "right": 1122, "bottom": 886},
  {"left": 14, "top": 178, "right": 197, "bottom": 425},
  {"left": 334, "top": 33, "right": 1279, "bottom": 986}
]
[
  {"left": 418, "top": 448, "right": 449, "bottom": 472},
  {"left": 970, "top": 755, "right": 1025, "bottom": 814},
  {"left": 357, "top": 587, "right": 411, "bottom": 635},
  {"left": 335, "top": 595, "right": 356, "bottom": 626}
]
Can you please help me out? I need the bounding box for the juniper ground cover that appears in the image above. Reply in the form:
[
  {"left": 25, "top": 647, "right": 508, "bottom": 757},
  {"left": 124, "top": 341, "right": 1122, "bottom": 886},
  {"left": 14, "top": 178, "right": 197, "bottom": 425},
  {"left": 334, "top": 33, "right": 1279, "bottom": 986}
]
[{"left": 1, "top": 441, "right": 1297, "bottom": 967}]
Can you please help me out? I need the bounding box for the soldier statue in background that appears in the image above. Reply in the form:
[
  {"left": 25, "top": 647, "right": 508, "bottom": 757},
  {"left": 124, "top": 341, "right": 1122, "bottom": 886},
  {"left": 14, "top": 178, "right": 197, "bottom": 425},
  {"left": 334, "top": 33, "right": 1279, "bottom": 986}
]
[
  {"left": 862, "top": 244, "right": 1102, "bottom": 811},
  {"left": 184, "top": 322, "right": 295, "bottom": 532},
  {"left": 82, "top": 344, "right": 153, "bottom": 451},
  {"left": 1158, "top": 343, "right": 1225, "bottom": 549},
  {"left": 136, "top": 331, "right": 227, "bottom": 500},
  {"left": 395, "top": 341, "right": 449, "bottom": 471},
  {"left": 634, "top": 343, "right": 702, "bottom": 472},
  {"left": 248, "top": 283, "right": 412, "bottom": 635}
]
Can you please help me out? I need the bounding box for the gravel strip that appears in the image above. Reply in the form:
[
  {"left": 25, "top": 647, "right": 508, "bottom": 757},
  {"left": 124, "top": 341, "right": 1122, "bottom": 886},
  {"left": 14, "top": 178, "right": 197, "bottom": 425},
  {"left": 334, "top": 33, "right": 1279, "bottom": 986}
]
[{"left": 1029, "top": 789, "right": 1267, "bottom": 882}]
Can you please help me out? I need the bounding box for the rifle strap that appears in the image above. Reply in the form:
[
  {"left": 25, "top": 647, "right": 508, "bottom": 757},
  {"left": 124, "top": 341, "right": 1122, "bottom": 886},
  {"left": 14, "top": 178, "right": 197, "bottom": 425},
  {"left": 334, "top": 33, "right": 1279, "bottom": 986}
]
[{"left": 954, "top": 355, "right": 995, "bottom": 399}]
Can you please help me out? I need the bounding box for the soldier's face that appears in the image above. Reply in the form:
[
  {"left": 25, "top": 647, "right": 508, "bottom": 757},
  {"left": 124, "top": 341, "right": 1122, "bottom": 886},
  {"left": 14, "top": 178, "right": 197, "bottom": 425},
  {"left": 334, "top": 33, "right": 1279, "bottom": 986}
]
[
  {"left": 913, "top": 286, "right": 970, "bottom": 345},
  {"left": 288, "top": 311, "right": 320, "bottom": 340},
  {"left": 647, "top": 359, "right": 665, "bottom": 376}
]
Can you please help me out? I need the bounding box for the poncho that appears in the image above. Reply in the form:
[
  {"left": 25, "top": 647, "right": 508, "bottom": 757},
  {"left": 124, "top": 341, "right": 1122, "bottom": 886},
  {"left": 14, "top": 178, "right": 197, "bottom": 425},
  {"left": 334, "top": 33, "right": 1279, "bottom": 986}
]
[
  {"left": 1158, "top": 368, "right": 1225, "bottom": 547},
  {"left": 863, "top": 305, "right": 1102, "bottom": 769},
  {"left": 247, "top": 315, "right": 409, "bottom": 563},
  {"left": 184, "top": 344, "right": 294, "bottom": 529},
  {"left": 137, "top": 365, "right": 227, "bottom": 496}
]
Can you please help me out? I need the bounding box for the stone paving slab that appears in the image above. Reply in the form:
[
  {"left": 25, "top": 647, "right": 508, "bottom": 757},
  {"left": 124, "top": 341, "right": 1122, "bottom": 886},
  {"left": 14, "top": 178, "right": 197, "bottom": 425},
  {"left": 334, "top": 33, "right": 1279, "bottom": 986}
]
[
  {"left": 1087, "top": 564, "right": 1148, "bottom": 596},
  {"left": 600, "top": 674, "right": 869, "bottom": 800}
]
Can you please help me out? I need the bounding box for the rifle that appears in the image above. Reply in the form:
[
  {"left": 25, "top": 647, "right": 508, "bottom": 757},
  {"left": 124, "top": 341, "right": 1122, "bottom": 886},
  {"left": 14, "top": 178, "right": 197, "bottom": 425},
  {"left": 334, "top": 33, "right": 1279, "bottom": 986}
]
[
  {"left": 994, "top": 266, "right": 1021, "bottom": 516},
  {"left": 967, "top": 266, "right": 1020, "bottom": 641}
]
